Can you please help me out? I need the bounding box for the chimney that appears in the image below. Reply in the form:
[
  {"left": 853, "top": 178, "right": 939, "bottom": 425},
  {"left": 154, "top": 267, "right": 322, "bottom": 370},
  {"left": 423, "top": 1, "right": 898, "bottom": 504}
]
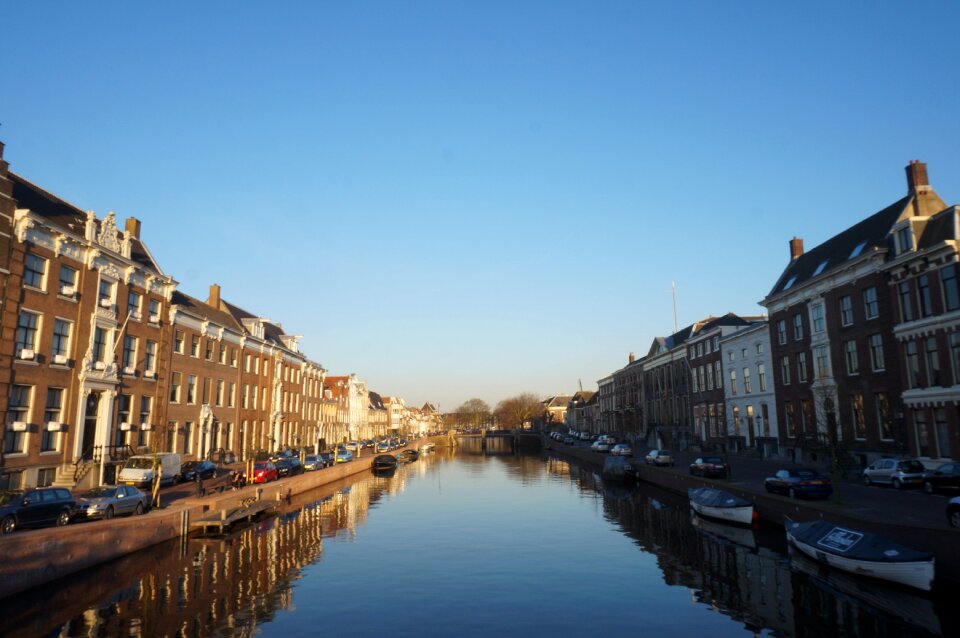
[
  {"left": 124, "top": 217, "right": 141, "bottom": 240},
  {"left": 629, "top": 352, "right": 635, "bottom": 364},
  {"left": 906, "top": 160, "right": 929, "bottom": 193},
  {"left": 789, "top": 236, "right": 804, "bottom": 260},
  {"left": 208, "top": 283, "right": 221, "bottom": 309}
]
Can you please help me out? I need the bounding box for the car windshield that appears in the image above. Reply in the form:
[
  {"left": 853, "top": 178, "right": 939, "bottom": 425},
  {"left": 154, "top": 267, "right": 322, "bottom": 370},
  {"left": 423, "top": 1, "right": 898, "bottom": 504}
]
[
  {"left": 793, "top": 469, "right": 816, "bottom": 477},
  {"left": 659, "top": 450, "right": 671, "bottom": 456},
  {"left": 702, "top": 457, "right": 723, "bottom": 464},
  {"left": 125, "top": 457, "right": 157, "bottom": 469},
  {"left": 182, "top": 462, "right": 197, "bottom": 470},
  {"left": 254, "top": 463, "right": 270, "bottom": 470},
  {"left": 82, "top": 487, "right": 117, "bottom": 498},
  {"left": 0, "top": 490, "right": 24, "bottom": 505},
  {"left": 899, "top": 461, "right": 924, "bottom": 473}
]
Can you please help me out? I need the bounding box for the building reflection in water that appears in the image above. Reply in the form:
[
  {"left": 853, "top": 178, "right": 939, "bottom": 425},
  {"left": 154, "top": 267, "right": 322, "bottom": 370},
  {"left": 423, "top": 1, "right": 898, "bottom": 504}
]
[{"left": 546, "top": 453, "right": 950, "bottom": 638}]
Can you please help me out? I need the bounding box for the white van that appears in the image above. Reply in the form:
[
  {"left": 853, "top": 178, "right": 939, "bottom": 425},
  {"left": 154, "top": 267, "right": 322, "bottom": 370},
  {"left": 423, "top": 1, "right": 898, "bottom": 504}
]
[{"left": 118, "top": 453, "right": 182, "bottom": 487}]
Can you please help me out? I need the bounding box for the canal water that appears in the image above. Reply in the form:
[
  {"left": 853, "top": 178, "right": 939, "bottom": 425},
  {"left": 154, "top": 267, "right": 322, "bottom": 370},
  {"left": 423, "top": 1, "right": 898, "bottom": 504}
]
[{"left": 1, "top": 444, "right": 957, "bottom": 637}]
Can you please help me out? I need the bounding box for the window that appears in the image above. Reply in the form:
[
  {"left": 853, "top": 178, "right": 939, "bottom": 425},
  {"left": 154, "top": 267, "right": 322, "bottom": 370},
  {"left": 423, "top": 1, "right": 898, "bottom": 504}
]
[
  {"left": 692, "top": 367, "right": 699, "bottom": 393},
  {"left": 836, "top": 296, "right": 851, "bottom": 327},
  {"left": 714, "top": 361, "right": 722, "bottom": 390},
  {"left": 812, "top": 304, "right": 825, "bottom": 332},
  {"left": 777, "top": 320, "right": 787, "bottom": 345},
  {"left": 251, "top": 385, "right": 258, "bottom": 408},
  {"left": 784, "top": 402, "right": 796, "bottom": 438},
  {"left": 863, "top": 286, "right": 879, "bottom": 319},
  {"left": 905, "top": 341, "right": 921, "bottom": 388},
  {"left": 812, "top": 259, "right": 828, "bottom": 277},
  {"left": 245, "top": 354, "right": 251, "bottom": 373},
  {"left": 202, "top": 377, "right": 211, "bottom": 404},
  {"left": 741, "top": 347, "right": 747, "bottom": 359},
  {"left": 98, "top": 278, "right": 115, "bottom": 306},
  {"left": 261, "top": 386, "right": 267, "bottom": 409},
  {"left": 254, "top": 358, "right": 260, "bottom": 374},
  {"left": 814, "top": 345, "right": 829, "bottom": 379},
  {"left": 797, "top": 352, "right": 807, "bottom": 382},
  {"left": 732, "top": 405, "right": 741, "bottom": 435},
  {"left": 190, "top": 335, "right": 200, "bottom": 357},
  {"left": 93, "top": 327, "right": 109, "bottom": 363},
  {"left": 869, "top": 334, "right": 885, "bottom": 371},
  {"left": 216, "top": 380, "right": 224, "bottom": 407},
  {"left": 849, "top": 241, "right": 867, "bottom": 259},
  {"left": 52, "top": 319, "right": 71, "bottom": 358},
  {"left": 729, "top": 369, "right": 737, "bottom": 395},
  {"left": 15, "top": 311, "right": 40, "bottom": 356},
  {"left": 875, "top": 392, "right": 892, "bottom": 440},
  {"left": 899, "top": 281, "right": 914, "bottom": 322},
  {"left": 925, "top": 337, "right": 941, "bottom": 386},
  {"left": 914, "top": 410, "right": 929, "bottom": 457},
  {"left": 696, "top": 343, "right": 703, "bottom": 358},
  {"left": 174, "top": 330, "right": 184, "bottom": 354},
  {"left": 5, "top": 385, "right": 31, "bottom": 454},
  {"left": 742, "top": 367, "right": 752, "bottom": 393},
  {"left": 712, "top": 336, "right": 719, "bottom": 351},
  {"left": 755, "top": 342, "right": 763, "bottom": 355},
  {"left": 58, "top": 265, "right": 77, "bottom": 295},
  {"left": 896, "top": 225, "right": 913, "bottom": 254},
  {"left": 915, "top": 275, "right": 933, "bottom": 319},
  {"left": 205, "top": 339, "right": 214, "bottom": 361},
  {"left": 228, "top": 383, "right": 235, "bottom": 408},
  {"left": 727, "top": 350, "right": 734, "bottom": 362},
  {"left": 148, "top": 298, "right": 161, "bottom": 322},
  {"left": 122, "top": 335, "right": 137, "bottom": 370},
  {"left": 793, "top": 314, "right": 803, "bottom": 340},
  {"left": 186, "top": 375, "right": 197, "bottom": 404},
  {"left": 41, "top": 388, "right": 63, "bottom": 452},
  {"left": 170, "top": 372, "right": 182, "bottom": 403},
  {"left": 951, "top": 333, "right": 960, "bottom": 386},
  {"left": 138, "top": 396, "right": 152, "bottom": 446},
  {"left": 935, "top": 409, "right": 952, "bottom": 458},
  {"left": 117, "top": 394, "right": 132, "bottom": 445},
  {"left": 704, "top": 340, "right": 711, "bottom": 354},
  {"left": 800, "top": 399, "right": 813, "bottom": 435},
  {"left": 24, "top": 253, "right": 46, "bottom": 289},
  {"left": 844, "top": 340, "right": 859, "bottom": 375},
  {"left": 231, "top": 348, "right": 238, "bottom": 367},
  {"left": 942, "top": 264, "right": 960, "bottom": 312},
  {"left": 851, "top": 393, "right": 866, "bottom": 439},
  {"left": 705, "top": 364, "right": 713, "bottom": 391},
  {"left": 757, "top": 363, "right": 767, "bottom": 392},
  {"left": 219, "top": 344, "right": 227, "bottom": 365},
  {"left": 127, "top": 290, "right": 142, "bottom": 318},
  {"left": 145, "top": 340, "right": 157, "bottom": 373},
  {"left": 781, "top": 356, "right": 791, "bottom": 385}
]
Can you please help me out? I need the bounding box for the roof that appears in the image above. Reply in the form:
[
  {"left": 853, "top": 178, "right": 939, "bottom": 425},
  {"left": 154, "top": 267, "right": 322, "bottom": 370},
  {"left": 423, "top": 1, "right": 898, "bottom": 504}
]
[
  {"left": 646, "top": 313, "right": 751, "bottom": 357},
  {"left": 917, "top": 206, "right": 958, "bottom": 250},
  {"left": 368, "top": 392, "right": 385, "bottom": 410},
  {"left": 766, "top": 196, "right": 911, "bottom": 299},
  {"left": 171, "top": 291, "right": 244, "bottom": 330},
  {"left": 11, "top": 171, "right": 163, "bottom": 273}
]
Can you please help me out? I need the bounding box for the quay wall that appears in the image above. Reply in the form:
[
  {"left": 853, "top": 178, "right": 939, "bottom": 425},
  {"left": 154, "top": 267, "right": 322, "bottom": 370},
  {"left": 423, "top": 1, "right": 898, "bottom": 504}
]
[
  {"left": 543, "top": 438, "right": 960, "bottom": 583},
  {"left": 0, "top": 446, "right": 391, "bottom": 599}
]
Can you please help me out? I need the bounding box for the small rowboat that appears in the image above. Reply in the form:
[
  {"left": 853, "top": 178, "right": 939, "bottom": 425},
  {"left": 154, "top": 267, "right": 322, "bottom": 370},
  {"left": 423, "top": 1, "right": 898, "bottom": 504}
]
[
  {"left": 396, "top": 449, "right": 419, "bottom": 463},
  {"left": 688, "top": 487, "right": 754, "bottom": 526},
  {"left": 372, "top": 455, "right": 398, "bottom": 472},
  {"left": 785, "top": 518, "right": 935, "bottom": 592}
]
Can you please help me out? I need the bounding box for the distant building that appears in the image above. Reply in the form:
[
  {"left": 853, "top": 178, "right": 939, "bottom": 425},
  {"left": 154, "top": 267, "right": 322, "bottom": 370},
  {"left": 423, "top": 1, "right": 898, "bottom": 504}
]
[{"left": 719, "top": 321, "right": 778, "bottom": 453}]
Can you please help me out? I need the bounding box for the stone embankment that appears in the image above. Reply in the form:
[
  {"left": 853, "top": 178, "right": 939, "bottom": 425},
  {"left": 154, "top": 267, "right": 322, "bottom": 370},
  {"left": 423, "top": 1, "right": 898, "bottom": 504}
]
[
  {"left": 0, "top": 439, "right": 442, "bottom": 599},
  {"left": 544, "top": 436, "right": 960, "bottom": 583}
]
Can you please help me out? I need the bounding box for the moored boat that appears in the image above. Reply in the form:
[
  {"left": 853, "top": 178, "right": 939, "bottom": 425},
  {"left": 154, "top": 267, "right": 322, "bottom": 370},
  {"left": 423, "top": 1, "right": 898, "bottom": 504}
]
[
  {"left": 785, "top": 518, "right": 935, "bottom": 592},
  {"left": 419, "top": 442, "right": 435, "bottom": 453},
  {"left": 373, "top": 454, "right": 399, "bottom": 472},
  {"left": 688, "top": 487, "right": 755, "bottom": 526},
  {"left": 602, "top": 456, "right": 637, "bottom": 482},
  {"left": 396, "top": 449, "right": 419, "bottom": 463}
]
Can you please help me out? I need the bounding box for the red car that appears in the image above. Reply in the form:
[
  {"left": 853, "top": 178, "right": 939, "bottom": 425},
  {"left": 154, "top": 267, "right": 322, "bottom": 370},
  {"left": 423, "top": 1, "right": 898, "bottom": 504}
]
[
  {"left": 252, "top": 461, "right": 278, "bottom": 483},
  {"left": 689, "top": 456, "right": 730, "bottom": 478}
]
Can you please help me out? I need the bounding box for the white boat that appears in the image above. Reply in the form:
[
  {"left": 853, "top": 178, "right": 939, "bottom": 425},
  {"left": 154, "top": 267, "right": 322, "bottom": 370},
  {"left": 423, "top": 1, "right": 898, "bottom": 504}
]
[
  {"left": 688, "top": 487, "right": 755, "bottom": 526},
  {"left": 419, "top": 442, "right": 435, "bottom": 453},
  {"left": 785, "top": 519, "right": 935, "bottom": 592}
]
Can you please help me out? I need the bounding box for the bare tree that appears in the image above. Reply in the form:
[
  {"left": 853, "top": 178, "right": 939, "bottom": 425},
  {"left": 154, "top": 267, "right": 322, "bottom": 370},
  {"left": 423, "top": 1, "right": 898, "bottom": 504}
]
[
  {"left": 455, "top": 398, "right": 492, "bottom": 428},
  {"left": 494, "top": 393, "right": 542, "bottom": 429}
]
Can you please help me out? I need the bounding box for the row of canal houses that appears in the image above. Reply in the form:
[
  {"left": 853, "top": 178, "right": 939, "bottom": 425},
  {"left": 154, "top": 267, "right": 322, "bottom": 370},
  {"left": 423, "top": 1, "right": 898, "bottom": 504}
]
[
  {"left": 0, "top": 141, "right": 441, "bottom": 490},
  {"left": 592, "top": 160, "right": 959, "bottom": 469}
]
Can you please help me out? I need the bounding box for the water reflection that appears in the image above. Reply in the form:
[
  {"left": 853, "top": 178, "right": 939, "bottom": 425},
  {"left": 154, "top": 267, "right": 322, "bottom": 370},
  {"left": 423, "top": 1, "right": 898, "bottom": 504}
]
[{"left": 0, "top": 450, "right": 956, "bottom": 637}]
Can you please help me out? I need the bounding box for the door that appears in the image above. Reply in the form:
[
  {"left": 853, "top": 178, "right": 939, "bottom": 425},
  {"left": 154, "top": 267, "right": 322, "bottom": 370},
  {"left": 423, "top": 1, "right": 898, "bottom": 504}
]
[{"left": 81, "top": 393, "right": 100, "bottom": 460}]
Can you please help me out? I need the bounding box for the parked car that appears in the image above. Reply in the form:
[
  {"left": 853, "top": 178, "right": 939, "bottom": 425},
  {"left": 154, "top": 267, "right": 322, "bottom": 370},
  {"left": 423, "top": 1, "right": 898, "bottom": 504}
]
[
  {"left": 563, "top": 436, "right": 575, "bottom": 445},
  {"left": 376, "top": 440, "right": 391, "bottom": 453},
  {"left": 689, "top": 456, "right": 730, "bottom": 478},
  {"left": 764, "top": 467, "right": 833, "bottom": 499},
  {"left": 0, "top": 487, "right": 76, "bottom": 534},
  {"left": 948, "top": 496, "right": 960, "bottom": 528},
  {"left": 591, "top": 440, "right": 611, "bottom": 453},
  {"left": 345, "top": 441, "right": 361, "bottom": 452},
  {"left": 180, "top": 459, "right": 217, "bottom": 483},
  {"left": 861, "top": 458, "right": 925, "bottom": 489},
  {"left": 75, "top": 485, "right": 149, "bottom": 520},
  {"left": 645, "top": 449, "right": 674, "bottom": 467},
  {"left": 610, "top": 444, "right": 633, "bottom": 457},
  {"left": 276, "top": 458, "right": 304, "bottom": 478},
  {"left": 318, "top": 452, "right": 335, "bottom": 467},
  {"left": 336, "top": 448, "right": 354, "bottom": 463},
  {"left": 303, "top": 455, "right": 325, "bottom": 471},
  {"left": 578, "top": 432, "right": 593, "bottom": 441},
  {"left": 252, "top": 461, "right": 278, "bottom": 483},
  {"left": 923, "top": 462, "right": 960, "bottom": 494}
]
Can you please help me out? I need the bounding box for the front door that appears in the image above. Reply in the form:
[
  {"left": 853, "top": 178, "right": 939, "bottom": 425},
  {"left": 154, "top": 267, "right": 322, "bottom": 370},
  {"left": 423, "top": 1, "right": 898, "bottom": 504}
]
[{"left": 81, "top": 392, "right": 99, "bottom": 460}]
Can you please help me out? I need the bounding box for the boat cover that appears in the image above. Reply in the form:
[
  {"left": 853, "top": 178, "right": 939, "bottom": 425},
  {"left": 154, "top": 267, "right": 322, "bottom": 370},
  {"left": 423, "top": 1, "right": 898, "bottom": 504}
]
[
  {"left": 788, "top": 519, "right": 933, "bottom": 563},
  {"left": 602, "top": 456, "right": 635, "bottom": 480},
  {"left": 688, "top": 487, "right": 751, "bottom": 509}
]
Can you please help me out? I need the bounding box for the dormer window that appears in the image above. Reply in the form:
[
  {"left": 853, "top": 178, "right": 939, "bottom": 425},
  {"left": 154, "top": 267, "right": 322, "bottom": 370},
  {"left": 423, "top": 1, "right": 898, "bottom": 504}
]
[
  {"left": 895, "top": 225, "right": 914, "bottom": 255},
  {"left": 848, "top": 241, "right": 867, "bottom": 259},
  {"left": 812, "top": 260, "right": 829, "bottom": 277},
  {"left": 783, "top": 275, "right": 797, "bottom": 291}
]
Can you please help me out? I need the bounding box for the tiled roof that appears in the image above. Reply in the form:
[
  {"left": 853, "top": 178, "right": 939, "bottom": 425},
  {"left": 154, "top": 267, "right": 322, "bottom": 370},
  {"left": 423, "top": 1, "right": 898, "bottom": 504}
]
[
  {"left": 766, "top": 196, "right": 911, "bottom": 299},
  {"left": 368, "top": 391, "right": 385, "bottom": 410},
  {"left": 171, "top": 291, "right": 244, "bottom": 329}
]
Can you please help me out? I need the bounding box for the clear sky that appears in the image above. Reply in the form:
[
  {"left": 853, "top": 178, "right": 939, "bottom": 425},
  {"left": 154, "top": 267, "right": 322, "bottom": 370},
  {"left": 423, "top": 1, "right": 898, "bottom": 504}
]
[{"left": 3, "top": 2, "right": 959, "bottom": 411}]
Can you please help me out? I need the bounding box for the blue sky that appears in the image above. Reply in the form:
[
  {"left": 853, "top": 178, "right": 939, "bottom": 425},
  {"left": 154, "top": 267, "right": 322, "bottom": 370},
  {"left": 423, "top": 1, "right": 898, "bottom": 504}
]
[{"left": 3, "top": 2, "right": 959, "bottom": 410}]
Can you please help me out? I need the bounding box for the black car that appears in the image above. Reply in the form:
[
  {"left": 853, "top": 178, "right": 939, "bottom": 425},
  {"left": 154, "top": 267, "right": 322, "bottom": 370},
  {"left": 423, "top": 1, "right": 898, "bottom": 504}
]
[
  {"left": 180, "top": 460, "right": 217, "bottom": 482},
  {"left": 318, "top": 452, "right": 335, "bottom": 468},
  {"left": 764, "top": 467, "right": 833, "bottom": 499},
  {"left": 0, "top": 487, "right": 76, "bottom": 534},
  {"left": 276, "top": 458, "right": 305, "bottom": 478},
  {"left": 923, "top": 462, "right": 960, "bottom": 494},
  {"left": 689, "top": 456, "right": 729, "bottom": 478}
]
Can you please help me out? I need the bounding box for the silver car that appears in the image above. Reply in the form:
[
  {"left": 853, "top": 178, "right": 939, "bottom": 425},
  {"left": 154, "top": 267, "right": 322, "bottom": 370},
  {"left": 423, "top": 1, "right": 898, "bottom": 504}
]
[
  {"left": 862, "top": 458, "right": 926, "bottom": 489},
  {"left": 645, "top": 449, "right": 674, "bottom": 467},
  {"left": 75, "top": 485, "right": 150, "bottom": 520}
]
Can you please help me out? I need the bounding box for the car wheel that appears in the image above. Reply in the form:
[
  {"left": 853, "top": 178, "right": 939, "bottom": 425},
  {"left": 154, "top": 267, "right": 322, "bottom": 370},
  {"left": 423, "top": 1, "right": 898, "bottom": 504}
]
[
  {"left": 924, "top": 481, "right": 935, "bottom": 495},
  {"left": 135, "top": 502, "right": 145, "bottom": 516},
  {"left": 56, "top": 510, "right": 70, "bottom": 527},
  {"left": 893, "top": 478, "right": 902, "bottom": 490},
  {"left": 105, "top": 506, "right": 115, "bottom": 520},
  {"left": 1, "top": 515, "right": 15, "bottom": 534},
  {"left": 948, "top": 508, "right": 960, "bottom": 529},
  {"left": 863, "top": 475, "right": 872, "bottom": 486},
  {"left": 788, "top": 487, "right": 797, "bottom": 499}
]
